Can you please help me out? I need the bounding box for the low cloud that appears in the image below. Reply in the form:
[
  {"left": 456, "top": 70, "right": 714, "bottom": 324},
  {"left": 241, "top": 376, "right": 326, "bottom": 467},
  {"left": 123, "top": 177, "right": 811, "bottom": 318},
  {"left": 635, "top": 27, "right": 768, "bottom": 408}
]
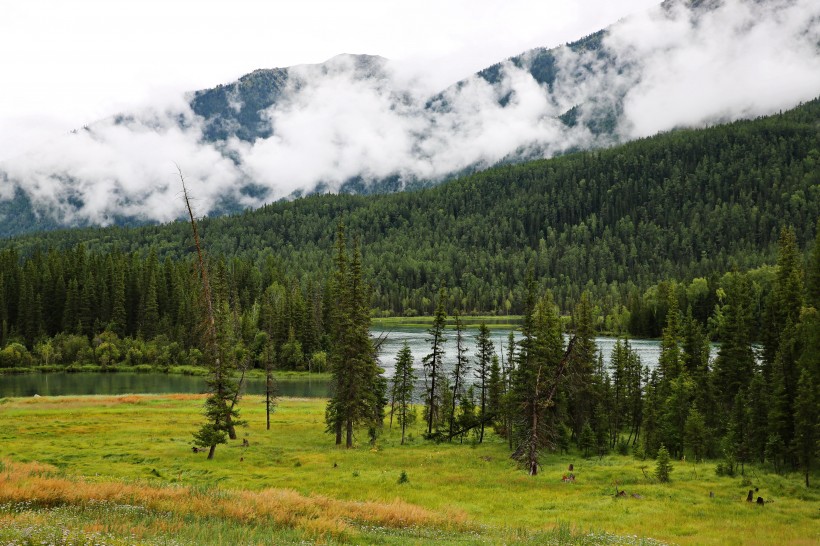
[{"left": 1, "top": 0, "right": 818, "bottom": 228}]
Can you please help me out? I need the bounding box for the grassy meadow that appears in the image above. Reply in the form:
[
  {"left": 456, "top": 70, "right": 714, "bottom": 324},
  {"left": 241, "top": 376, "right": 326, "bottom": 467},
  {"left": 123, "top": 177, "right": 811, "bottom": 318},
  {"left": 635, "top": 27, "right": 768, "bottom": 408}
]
[{"left": 0, "top": 394, "right": 817, "bottom": 545}]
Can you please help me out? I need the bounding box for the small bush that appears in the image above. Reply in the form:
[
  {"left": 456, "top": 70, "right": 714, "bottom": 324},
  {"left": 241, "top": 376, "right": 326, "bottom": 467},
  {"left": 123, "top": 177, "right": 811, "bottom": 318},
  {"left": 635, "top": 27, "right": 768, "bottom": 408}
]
[
  {"left": 616, "top": 438, "right": 630, "bottom": 456},
  {"left": 398, "top": 471, "right": 408, "bottom": 484}
]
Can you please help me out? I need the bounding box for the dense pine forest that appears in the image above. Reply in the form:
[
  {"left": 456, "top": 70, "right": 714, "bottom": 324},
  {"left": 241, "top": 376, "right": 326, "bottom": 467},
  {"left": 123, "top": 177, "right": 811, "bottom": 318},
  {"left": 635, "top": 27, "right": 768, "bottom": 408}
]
[
  {"left": 0, "top": 98, "right": 817, "bottom": 358},
  {"left": 0, "top": 96, "right": 816, "bottom": 492}
]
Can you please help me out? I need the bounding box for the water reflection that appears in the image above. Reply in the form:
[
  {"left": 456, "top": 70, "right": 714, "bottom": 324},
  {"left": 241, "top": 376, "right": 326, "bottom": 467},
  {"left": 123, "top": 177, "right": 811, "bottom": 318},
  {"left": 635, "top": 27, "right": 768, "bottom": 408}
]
[{"left": 0, "top": 372, "right": 329, "bottom": 399}]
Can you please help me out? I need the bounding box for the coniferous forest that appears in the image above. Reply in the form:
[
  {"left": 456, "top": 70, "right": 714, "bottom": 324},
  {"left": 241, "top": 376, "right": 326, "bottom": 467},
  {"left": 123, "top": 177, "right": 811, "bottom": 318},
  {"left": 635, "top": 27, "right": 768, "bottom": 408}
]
[{"left": 0, "top": 98, "right": 817, "bottom": 485}]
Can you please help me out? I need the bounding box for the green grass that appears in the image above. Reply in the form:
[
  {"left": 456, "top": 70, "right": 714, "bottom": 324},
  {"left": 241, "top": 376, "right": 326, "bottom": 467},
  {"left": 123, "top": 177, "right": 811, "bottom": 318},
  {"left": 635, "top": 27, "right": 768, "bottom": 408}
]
[{"left": 0, "top": 395, "right": 817, "bottom": 545}]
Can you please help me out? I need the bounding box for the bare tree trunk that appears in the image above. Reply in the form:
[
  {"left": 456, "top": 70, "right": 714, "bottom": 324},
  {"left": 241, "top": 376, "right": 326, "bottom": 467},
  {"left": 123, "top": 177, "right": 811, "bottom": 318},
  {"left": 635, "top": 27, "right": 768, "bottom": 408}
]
[
  {"left": 400, "top": 405, "right": 406, "bottom": 445},
  {"left": 346, "top": 418, "right": 353, "bottom": 448}
]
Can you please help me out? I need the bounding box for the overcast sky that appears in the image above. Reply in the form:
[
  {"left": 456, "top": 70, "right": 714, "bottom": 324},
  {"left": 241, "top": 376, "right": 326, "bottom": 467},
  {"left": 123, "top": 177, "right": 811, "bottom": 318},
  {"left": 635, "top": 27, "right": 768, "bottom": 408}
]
[{"left": 0, "top": 0, "right": 660, "bottom": 162}]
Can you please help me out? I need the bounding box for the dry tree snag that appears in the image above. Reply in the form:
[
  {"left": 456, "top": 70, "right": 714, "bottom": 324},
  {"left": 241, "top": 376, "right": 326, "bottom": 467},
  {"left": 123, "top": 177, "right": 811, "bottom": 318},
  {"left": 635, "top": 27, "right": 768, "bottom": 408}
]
[{"left": 180, "top": 167, "right": 243, "bottom": 459}]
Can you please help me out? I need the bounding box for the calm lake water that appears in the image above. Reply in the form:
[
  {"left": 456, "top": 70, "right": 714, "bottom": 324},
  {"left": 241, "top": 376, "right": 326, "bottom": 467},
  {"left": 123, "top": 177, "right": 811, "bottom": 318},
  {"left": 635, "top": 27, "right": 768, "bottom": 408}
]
[
  {"left": 0, "top": 373, "right": 329, "bottom": 399},
  {"left": 1, "top": 328, "right": 703, "bottom": 398}
]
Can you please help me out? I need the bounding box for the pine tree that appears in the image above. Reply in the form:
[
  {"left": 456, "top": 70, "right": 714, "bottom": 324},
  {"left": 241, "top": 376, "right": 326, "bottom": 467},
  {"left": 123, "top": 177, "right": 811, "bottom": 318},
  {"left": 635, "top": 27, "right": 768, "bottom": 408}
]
[
  {"left": 333, "top": 238, "right": 381, "bottom": 448},
  {"left": 684, "top": 408, "right": 708, "bottom": 462},
  {"left": 182, "top": 175, "right": 242, "bottom": 460},
  {"left": 713, "top": 272, "right": 755, "bottom": 416},
  {"left": 655, "top": 444, "right": 673, "bottom": 483},
  {"left": 794, "top": 368, "right": 817, "bottom": 487},
  {"left": 391, "top": 342, "right": 417, "bottom": 445},
  {"left": 746, "top": 372, "right": 769, "bottom": 464},
  {"left": 474, "top": 322, "right": 495, "bottom": 443},
  {"left": 568, "top": 291, "right": 597, "bottom": 439},
  {"left": 423, "top": 286, "right": 447, "bottom": 436},
  {"left": 448, "top": 310, "right": 469, "bottom": 439},
  {"left": 511, "top": 289, "right": 567, "bottom": 475},
  {"left": 762, "top": 226, "right": 804, "bottom": 370},
  {"left": 807, "top": 220, "right": 820, "bottom": 310},
  {"left": 658, "top": 290, "right": 682, "bottom": 386},
  {"left": 326, "top": 222, "right": 349, "bottom": 445},
  {"left": 141, "top": 271, "right": 160, "bottom": 340},
  {"left": 110, "top": 266, "right": 126, "bottom": 337},
  {"left": 487, "top": 353, "right": 503, "bottom": 432}
]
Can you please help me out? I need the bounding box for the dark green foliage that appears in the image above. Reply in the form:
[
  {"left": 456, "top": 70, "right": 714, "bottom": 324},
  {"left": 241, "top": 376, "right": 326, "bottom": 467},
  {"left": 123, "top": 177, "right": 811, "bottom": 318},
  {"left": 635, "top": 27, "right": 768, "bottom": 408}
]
[
  {"left": 324, "top": 227, "right": 382, "bottom": 448},
  {"left": 511, "top": 288, "right": 566, "bottom": 474},
  {"left": 422, "top": 287, "right": 447, "bottom": 436},
  {"left": 712, "top": 272, "right": 756, "bottom": 414},
  {"left": 390, "top": 342, "right": 417, "bottom": 445},
  {"left": 5, "top": 100, "right": 818, "bottom": 324},
  {"left": 448, "top": 311, "right": 470, "bottom": 439},
  {"left": 655, "top": 444, "right": 673, "bottom": 483},
  {"left": 579, "top": 422, "right": 595, "bottom": 458},
  {"left": 474, "top": 322, "right": 495, "bottom": 443},
  {"left": 568, "top": 292, "right": 597, "bottom": 438},
  {"left": 793, "top": 368, "right": 817, "bottom": 487}
]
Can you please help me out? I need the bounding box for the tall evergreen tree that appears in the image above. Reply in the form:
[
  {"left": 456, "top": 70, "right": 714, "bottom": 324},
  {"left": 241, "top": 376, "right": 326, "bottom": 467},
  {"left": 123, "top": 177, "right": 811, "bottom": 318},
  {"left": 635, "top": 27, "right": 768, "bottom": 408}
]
[
  {"left": 793, "top": 368, "right": 817, "bottom": 487},
  {"left": 474, "top": 322, "right": 495, "bottom": 443},
  {"left": 391, "top": 342, "right": 417, "bottom": 445},
  {"left": 325, "top": 234, "right": 381, "bottom": 448},
  {"left": 512, "top": 289, "right": 566, "bottom": 475},
  {"left": 423, "top": 286, "right": 447, "bottom": 436},
  {"left": 712, "top": 272, "right": 755, "bottom": 416},
  {"left": 568, "top": 291, "right": 597, "bottom": 439},
  {"left": 448, "top": 310, "right": 469, "bottom": 439}
]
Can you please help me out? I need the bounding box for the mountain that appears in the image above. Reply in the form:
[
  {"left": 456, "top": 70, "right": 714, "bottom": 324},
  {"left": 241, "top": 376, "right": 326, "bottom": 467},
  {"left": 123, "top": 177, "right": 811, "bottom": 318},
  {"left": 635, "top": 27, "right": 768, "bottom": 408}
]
[
  {"left": 5, "top": 97, "right": 818, "bottom": 323},
  {"left": 1, "top": 0, "right": 818, "bottom": 237}
]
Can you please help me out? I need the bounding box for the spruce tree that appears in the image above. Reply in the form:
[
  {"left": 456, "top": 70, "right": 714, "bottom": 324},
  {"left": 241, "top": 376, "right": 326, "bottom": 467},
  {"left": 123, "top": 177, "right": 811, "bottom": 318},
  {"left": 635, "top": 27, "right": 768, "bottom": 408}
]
[
  {"left": 794, "top": 368, "right": 817, "bottom": 487},
  {"left": 568, "top": 291, "right": 598, "bottom": 439},
  {"left": 655, "top": 444, "right": 673, "bottom": 483},
  {"left": 474, "top": 322, "right": 495, "bottom": 443},
  {"left": 512, "top": 289, "right": 566, "bottom": 475},
  {"left": 448, "top": 310, "right": 469, "bottom": 439},
  {"left": 684, "top": 408, "right": 708, "bottom": 462},
  {"left": 423, "top": 286, "right": 447, "bottom": 436},
  {"left": 183, "top": 176, "right": 243, "bottom": 460},
  {"left": 487, "top": 353, "right": 503, "bottom": 432},
  {"left": 712, "top": 272, "right": 755, "bottom": 416},
  {"left": 807, "top": 220, "right": 820, "bottom": 310},
  {"left": 326, "top": 222, "right": 349, "bottom": 445},
  {"left": 391, "top": 342, "right": 417, "bottom": 445}
]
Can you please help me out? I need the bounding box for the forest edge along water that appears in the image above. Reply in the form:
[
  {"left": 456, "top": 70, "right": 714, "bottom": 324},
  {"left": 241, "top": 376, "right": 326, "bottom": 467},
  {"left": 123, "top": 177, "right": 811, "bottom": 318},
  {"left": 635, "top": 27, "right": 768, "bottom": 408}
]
[{"left": 0, "top": 327, "right": 713, "bottom": 398}]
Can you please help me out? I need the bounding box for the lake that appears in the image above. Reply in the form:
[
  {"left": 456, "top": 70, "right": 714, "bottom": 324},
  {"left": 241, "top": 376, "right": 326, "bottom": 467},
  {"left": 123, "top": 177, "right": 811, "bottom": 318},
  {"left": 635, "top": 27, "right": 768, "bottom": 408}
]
[{"left": 0, "top": 328, "right": 702, "bottom": 398}]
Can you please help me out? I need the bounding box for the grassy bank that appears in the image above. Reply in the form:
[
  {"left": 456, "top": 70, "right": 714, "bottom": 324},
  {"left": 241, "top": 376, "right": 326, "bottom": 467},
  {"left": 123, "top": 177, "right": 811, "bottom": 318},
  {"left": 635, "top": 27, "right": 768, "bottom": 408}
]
[
  {"left": 0, "top": 364, "right": 331, "bottom": 380},
  {"left": 372, "top": 315, "right": 524, "bottom": 330},
  {"left": 0, "top": 395, "right": 817, "bottom": 544}
]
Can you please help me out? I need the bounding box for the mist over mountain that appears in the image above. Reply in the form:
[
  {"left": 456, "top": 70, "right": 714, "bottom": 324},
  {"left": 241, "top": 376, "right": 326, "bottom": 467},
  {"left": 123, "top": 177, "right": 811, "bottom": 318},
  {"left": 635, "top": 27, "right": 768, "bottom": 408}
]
[{"left": 1, "top": 0, "right": 818, "bottom": 236}]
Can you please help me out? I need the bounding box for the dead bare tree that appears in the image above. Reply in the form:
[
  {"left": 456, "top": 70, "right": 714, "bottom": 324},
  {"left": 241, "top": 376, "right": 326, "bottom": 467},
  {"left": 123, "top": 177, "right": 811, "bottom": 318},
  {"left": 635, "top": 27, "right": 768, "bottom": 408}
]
[{"left": 180, "top": 166, "right": 243, "bottom": 459}]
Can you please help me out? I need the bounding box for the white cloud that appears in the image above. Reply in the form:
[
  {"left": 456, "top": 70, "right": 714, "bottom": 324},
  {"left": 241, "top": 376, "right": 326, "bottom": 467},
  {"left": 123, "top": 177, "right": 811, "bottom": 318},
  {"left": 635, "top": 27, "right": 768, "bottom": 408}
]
[
  {"left": 0, "top": 0, "right": 818, "bottom": 228},
  {"left": 610, "top": 0, "right": 820, "bottom": 137}
]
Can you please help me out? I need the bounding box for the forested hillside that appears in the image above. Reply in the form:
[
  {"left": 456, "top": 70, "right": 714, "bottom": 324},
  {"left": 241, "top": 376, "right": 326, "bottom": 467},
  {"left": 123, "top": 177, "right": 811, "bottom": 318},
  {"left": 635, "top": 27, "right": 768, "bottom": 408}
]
[{"left": 4, "top": 98, "right": 817, "bottom": 323}]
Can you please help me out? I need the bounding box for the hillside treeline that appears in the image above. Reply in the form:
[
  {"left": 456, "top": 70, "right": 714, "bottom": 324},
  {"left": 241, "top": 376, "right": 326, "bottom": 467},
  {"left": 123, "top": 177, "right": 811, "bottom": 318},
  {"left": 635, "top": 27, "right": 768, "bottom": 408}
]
[{"left": 2, "top": 98, "right": 817, "bottom": 323}]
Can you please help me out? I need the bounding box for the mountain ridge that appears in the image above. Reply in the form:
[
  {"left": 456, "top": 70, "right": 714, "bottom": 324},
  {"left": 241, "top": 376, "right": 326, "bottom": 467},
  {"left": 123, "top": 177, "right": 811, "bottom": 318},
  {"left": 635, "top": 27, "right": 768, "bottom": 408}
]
[{"left": 1, "top": 0, "right": 818, "bottom": 237}]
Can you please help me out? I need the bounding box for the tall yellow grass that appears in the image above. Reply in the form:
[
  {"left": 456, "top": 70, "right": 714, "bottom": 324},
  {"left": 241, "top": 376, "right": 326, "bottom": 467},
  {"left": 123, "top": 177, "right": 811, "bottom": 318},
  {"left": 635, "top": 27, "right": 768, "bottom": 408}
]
[{"left": 0, "top": 459, "right": 468, "bottom": 539}]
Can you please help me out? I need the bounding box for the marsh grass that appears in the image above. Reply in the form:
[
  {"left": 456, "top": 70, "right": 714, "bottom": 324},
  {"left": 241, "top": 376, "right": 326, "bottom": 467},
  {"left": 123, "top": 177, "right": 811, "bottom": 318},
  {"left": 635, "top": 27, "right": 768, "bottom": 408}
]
[{"left": 0, "top": 394, "right": 817, "bottom": 545}]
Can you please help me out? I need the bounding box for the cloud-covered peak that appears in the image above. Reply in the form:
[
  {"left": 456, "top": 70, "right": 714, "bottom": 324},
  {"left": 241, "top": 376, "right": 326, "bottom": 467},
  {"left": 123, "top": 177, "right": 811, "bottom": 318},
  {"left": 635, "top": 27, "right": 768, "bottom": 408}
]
[{"left": 1, "top": 0, "right": 818, "bottom": 236}]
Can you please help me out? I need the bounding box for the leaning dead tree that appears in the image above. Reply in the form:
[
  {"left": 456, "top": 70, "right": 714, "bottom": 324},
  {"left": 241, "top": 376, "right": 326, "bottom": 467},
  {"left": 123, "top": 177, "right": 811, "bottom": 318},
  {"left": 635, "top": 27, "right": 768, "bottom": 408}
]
[{"left": 181, "top": 167, "right": 244, "bottom": 459}]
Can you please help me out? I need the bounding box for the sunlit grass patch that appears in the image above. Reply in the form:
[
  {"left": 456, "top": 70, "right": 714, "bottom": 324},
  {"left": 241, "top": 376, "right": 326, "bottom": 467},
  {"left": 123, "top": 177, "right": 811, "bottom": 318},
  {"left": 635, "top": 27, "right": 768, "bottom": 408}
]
[{"left": 0, "top": 394, "right": 817, "bottom": 544}]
